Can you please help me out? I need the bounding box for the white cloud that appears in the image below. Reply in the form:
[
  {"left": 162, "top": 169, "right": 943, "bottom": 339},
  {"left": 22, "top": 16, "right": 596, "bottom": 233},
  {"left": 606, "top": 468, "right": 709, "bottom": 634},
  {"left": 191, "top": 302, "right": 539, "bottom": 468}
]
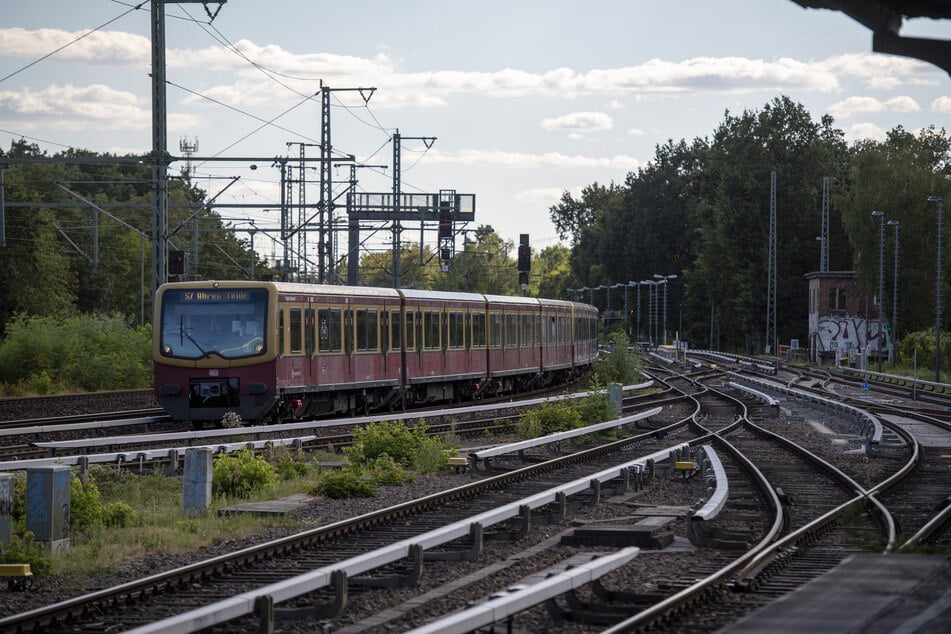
[
  {"left": 0, "top": 27, "right": 858, "bottom": 111},
  {"left": 845, "top": 122, "right": 887, "bottom": 142},
  {"left": 628, "top": 128, "right": 646, "bottom": 136},
  {"left": 932, "top": 96, "right": 951, "bottom": 113},
  {"left": 514, "top": 187, "right": 573, "bottom": 203},
  {"left": 821, "top": 53, "right": 940, "bottom": 89},
  {"left": 426, "top": 148, "right": 639, "bottom": 170},
  {"left": 0, "top": 83, "right": 201, "bottom": 131},
  {"left": 0, "top": 27, "right": 150, "bottom": 66},
  {"left": 827, "top": 95, "right": 921, "bottom": 118},
  {"left": 541, "top": 112, "right": 613, "bottom": 133}
]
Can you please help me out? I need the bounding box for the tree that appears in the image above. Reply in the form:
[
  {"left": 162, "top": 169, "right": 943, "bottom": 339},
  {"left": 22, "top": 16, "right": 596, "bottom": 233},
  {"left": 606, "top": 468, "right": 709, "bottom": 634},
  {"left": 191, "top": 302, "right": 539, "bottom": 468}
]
[
  {"left": 435, "top": 226, "right": 518, "bottom": 295},
  {"left": 529, "top": 244, "right": 572, "bottom": 299},
  {"left": 837, "top": 125, "right": 950, "bottom": 339}
]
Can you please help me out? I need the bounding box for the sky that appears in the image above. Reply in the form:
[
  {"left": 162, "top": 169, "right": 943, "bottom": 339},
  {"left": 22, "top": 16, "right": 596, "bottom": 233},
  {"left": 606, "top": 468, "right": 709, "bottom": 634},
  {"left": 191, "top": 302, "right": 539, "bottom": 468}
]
[{"left": 1, "top": 0, "right": 950, "bottom": 265}]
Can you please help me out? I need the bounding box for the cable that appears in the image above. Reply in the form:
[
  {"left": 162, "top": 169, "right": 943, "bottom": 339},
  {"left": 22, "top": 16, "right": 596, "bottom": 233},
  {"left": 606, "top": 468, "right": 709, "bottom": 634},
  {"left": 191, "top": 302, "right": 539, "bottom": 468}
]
[
  {"left": 0, "top": 2, "right": 146, "bottom": 86},
  {"left": 167, "top": 79, "right": 319, "bottom": 154}
]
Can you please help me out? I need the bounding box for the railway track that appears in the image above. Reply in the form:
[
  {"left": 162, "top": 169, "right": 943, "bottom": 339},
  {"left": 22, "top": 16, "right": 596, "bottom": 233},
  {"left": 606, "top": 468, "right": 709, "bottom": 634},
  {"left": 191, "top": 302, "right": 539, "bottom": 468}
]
[{"left": 3, "top": 361, "right": 947, "bottom": 632}]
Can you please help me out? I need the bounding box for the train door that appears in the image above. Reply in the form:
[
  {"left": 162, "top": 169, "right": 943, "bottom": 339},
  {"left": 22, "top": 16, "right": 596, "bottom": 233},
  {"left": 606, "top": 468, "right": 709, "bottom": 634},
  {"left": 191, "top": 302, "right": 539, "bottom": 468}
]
[{"left": 316, "top": 304, "right": 347, "bottom": 389}]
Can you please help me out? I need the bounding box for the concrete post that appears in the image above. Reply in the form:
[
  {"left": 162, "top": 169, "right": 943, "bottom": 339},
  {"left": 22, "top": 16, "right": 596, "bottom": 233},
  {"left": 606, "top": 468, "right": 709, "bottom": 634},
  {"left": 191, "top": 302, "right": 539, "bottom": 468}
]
[
  {"left": 608, "top": 383, "right": 622, "bottom": 418},
  {"left": 183, "top": 447, "right": 213, "bottom": 513},
  {"left": 0, "top": 472, "right": 12, "bottom": 546}
]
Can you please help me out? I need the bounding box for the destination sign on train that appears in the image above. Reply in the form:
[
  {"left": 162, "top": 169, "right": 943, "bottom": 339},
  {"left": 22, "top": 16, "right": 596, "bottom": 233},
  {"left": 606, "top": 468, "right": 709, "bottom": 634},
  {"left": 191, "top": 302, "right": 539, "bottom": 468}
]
[{"left": 183, "top": 291, "right": 251, "bottom": 301}]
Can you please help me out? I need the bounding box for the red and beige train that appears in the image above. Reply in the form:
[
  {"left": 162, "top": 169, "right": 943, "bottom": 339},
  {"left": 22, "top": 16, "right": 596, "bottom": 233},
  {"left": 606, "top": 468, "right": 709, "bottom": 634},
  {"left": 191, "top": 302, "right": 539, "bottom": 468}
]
[{"left": 153, "top": 280, "right": 599, "bottom": 423}]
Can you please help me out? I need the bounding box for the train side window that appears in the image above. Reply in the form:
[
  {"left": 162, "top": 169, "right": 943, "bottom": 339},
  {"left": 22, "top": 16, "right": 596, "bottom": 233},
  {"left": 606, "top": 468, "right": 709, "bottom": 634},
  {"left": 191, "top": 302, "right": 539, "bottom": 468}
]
[
  {"left": 368, "top": 309, "right": 379, "bottom": 351},
  {"left": 278, "top": 309, "right": 285, "bottom": 356},
  {"left": 318, "top": 308, "right": 342, "bottom": 353},
  {"left": 405, "top": 311, "right": 416, "bottom": 351},
  {"left": 289, "top": 307, "right": 302, "bottom": 354},
  {"left": 424, "top": 310, "right": 441, "bottom": 350},
  {"left": 390, "top": 310, "right": 402, "bottom": 351},
  {"left": 305, "top": 308, "right": 315, "bottom": 355},
  {"left": 489, "top": 313, "right": 502, "bottom": 348},
  {"left": 356, "top": 309, "right": 379, "bottom": 352},
  {"left": 471, "top": 312, "right": 485, "bottom": 348},
  {"left": 450, "top": 312, "right": 465, "bottom": 349},
  {"left": 505, "top": 314, "right": 518, "bottom": 348}
]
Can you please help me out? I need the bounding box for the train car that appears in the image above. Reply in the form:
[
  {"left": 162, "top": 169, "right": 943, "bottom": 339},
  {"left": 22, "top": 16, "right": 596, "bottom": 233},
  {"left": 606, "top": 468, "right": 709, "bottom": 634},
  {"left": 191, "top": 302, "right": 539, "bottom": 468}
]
[
  {"left": 572, "top": 301, "right": 599, "bottom": 367},
  {"left": 539, "top": 298, "right": 575, "bottom": 379},
  {"left": 154, "top": 279, "right": 600, "bottom": 424},
  {"left": 399, "top": 288, "right": 489, "bottom": 403},
  {"left": 484, "top": 294, "right": 542, "bottom": 391}
]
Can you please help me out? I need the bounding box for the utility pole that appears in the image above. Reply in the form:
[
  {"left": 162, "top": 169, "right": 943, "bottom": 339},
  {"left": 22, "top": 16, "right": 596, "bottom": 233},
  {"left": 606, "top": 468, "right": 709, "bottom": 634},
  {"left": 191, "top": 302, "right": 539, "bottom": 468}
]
[
  {"left": 345, "top": 162, "right": 386, "bottom": 285},
  {"left": 766, "top": 170, "right": 777, "bottom": 357},
  {"left": 150, "top": 0, "right": 226, "bottom": 296},
  {"left": 821, "top": 176, "right": 830, "bottom": 272},
  {"left": 319, "top": 84, "right": 374, "bottom": 284},
  {"left": 391, "top": 130, "right": 435, "bottom": 288}
]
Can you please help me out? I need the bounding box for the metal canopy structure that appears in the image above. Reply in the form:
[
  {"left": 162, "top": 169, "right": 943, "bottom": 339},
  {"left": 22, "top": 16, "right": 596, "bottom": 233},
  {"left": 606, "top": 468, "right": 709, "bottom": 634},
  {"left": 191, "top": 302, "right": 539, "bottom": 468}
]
[
  {"left": 346, "top": 190, "right": 476, "bottom": 286},
  {"left": 792, "top": 0, "right": 951, "bottom": 75}
]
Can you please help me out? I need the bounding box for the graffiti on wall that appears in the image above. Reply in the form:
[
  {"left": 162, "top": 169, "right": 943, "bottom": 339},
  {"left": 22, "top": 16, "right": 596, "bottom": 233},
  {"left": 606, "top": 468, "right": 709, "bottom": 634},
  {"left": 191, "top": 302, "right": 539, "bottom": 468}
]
[{"left": 815, "top": 315, "right": 889, "bottom": 354}]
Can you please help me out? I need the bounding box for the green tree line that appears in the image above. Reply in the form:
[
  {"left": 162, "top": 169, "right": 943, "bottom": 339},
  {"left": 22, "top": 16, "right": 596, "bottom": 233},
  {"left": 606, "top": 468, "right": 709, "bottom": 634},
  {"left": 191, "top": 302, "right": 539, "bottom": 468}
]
[{"left": 550, "top": 95, "right": 950, "bottom": 354}]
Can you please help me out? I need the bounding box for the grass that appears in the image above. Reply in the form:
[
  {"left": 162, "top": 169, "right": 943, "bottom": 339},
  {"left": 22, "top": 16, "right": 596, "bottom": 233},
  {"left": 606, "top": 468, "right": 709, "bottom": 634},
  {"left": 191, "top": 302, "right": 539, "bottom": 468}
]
[{"left": 49, "top": 466, "right": 318, "bottom": 584}]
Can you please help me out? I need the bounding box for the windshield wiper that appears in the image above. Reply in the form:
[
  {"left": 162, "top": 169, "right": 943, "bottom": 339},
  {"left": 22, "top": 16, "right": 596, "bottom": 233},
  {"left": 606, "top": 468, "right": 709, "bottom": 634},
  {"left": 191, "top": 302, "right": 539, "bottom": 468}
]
[{"left": 179, "top": 315, "right": 209, "bottom": 356}]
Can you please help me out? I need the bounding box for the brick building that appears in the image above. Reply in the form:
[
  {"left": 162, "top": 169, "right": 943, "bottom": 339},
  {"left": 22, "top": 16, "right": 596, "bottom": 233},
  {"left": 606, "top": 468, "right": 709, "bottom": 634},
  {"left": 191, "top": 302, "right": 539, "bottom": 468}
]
[{"left": 805, "top": 270, "right": 882, "bottom": 364}]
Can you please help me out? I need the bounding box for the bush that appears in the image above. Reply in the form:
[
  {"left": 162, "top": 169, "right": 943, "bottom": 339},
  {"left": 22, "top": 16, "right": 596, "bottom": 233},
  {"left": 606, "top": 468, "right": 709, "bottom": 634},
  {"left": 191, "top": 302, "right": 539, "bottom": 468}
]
[
  {"left": 592, "top": 332, "right": 641, "bottom": 385},
  {"left": 896, "top": 328, "right": 951, "bottom": 370},
  {"left": 367, "top": 454, "right": 415, "bottom": 486},
  {"left": 0, "top": 313, "right": 152, "bottom": 393},
  {"left": 345, "top": 420, "right": 451, "bottom": 473},
  {"left": 575, "top": 386, "right": 615, "bottom": 425},
  {"left": 212, "top": 449, "right": 278, "bottom": 499},
  {"left": 70, "top": 475, "right": 104, "bottom": 537},
  {"left": 102, "top": 501, "right": 137, "bottom": 528},
  {"left": 270, "top": 447, "right": 314, "bottom": 481},
  {"left": 312, "top": 471, "right": 376, "bottom": 499},
  {"left": 519, "top": 399, "right": 581, "bottom": 439}
]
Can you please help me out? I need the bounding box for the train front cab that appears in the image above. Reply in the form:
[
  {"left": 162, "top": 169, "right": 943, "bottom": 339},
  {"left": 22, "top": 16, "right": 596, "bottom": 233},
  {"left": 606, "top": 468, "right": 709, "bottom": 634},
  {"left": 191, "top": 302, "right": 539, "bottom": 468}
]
[
  {"left": 153, "top": 280, "right": 281, "bottom": 423},
  {"left": 399, "top": 289, "right": 488, "bottom": 403}
]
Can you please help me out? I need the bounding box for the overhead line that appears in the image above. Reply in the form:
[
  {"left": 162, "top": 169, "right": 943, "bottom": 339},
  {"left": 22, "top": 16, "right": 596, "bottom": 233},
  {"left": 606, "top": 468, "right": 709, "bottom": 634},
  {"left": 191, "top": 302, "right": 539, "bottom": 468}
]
[{"left": 0, "top": 2, "right": 146, "bottom": 86}]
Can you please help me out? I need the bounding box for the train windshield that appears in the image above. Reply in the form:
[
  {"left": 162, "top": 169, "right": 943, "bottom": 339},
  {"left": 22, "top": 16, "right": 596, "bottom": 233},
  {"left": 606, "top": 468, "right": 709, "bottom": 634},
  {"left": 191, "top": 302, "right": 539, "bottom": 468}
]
[{"left": 159, "top": 288, "right": 268, "bottom": 360}]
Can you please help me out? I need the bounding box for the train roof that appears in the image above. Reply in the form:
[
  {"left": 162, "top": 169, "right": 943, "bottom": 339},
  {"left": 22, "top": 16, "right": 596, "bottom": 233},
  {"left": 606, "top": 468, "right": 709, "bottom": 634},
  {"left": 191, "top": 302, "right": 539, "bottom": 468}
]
[
  {"left": 398, "top": 288, "right": 485, "bottom": 303},
  {"left": 157, "top": 281, "right": 596, "bottom": 311}
]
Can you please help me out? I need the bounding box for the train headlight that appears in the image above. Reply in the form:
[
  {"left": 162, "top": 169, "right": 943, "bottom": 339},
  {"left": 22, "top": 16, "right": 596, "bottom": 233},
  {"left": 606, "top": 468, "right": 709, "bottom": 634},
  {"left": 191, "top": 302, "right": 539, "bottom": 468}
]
[
  {"left": 162, "top": 344, "right": 172, "bottom": 356},
  {"left": 255, "top": 343, "right": 264, "bottom": 353}
]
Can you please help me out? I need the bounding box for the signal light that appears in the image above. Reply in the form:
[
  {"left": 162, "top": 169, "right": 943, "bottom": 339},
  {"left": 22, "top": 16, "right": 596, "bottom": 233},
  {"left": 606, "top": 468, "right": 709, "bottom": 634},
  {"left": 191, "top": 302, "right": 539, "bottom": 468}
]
[
  {"left": 517, "top": 244, "right": 531, "bottom": 272},
  {"left": 169, "top": 250, "right": 185, "bottom": 275}
]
